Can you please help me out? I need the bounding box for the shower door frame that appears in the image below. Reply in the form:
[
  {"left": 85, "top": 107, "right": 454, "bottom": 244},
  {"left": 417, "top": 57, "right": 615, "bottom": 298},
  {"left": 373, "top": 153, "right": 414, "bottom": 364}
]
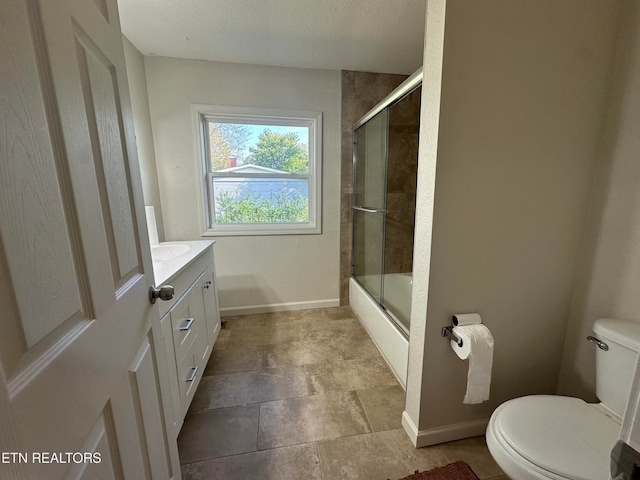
[{"left": 352, "top": 108, "right": 389, "bottom": 315}]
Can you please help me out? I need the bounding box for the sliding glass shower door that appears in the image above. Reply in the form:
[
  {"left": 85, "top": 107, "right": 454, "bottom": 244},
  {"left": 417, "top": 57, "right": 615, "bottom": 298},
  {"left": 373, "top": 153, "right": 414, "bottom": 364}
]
[
  {"left": 351, "top": 83, "right": 421, "bottom": 337},
  {"left": 352, "top": 109, "right": 388, "bottom": 307}
]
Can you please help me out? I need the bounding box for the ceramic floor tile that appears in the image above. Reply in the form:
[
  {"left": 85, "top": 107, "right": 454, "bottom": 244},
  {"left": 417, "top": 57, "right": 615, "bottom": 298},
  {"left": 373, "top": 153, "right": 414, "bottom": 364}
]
[
  {"left": 177, "top": 404, "right": 258, "bottom": 464},
  {"left": 333, "top": 333, "right": 381, "bottom": 360},
  {"left": 263, "top": 340, "right": 342, "bottom": 368},
  {"left": 299, "top": 317, "right": 366, "bottom": 340},
  {"left": 295, "top": 309, "right": 335, "bottom": 330},
  {"left": 303, "top": 356, "right": 397, "bottom": 395},
  {"left": 189, "top": 366, "right": 309, "bottom": 412},
  {"left": 182, "top": 443, "right": 322, "bottom": 480},
  {"left": 304, "top": 317, "right": 364, "bottom": 333},
  {"left": 213, "top": 328, "right": 230, "bottom": 350},
  {"left": 300, "top": 308, "right": 331, "bottom": 321},
  {"left": 316, "top": 429, "right": 449, "bottom": 480},
  {"left": 224, "top": 313, "right": 268, "bottom": 329},
  {"left": 257, "top": 391, "right": 371, "bottom": 449},
  {"left": 322, "top": 305, "right": 357, "bottom": 321},
  {"left": 304, "top": 362, "right": 351, "bottom": 394},
  {"left": 203, "top": 345, "right": 263, "bottom": 375},
  {"left": 178, "top": 308, "right": 506, "bottom": 480},
  {"left": 439, "top": 436, "right": 504, "bottom": 479},
  {"left": 263, "top": 310, "right": 310, "bottom": 326},
  {"left": 226, "top": 324, "right": 301, "bottom": 348},
  {"left": 356, "top": 385, "right": 405, "bottom": 432},
  {"left": 346, "top": 357, "right": 399, "bottom": 390}
]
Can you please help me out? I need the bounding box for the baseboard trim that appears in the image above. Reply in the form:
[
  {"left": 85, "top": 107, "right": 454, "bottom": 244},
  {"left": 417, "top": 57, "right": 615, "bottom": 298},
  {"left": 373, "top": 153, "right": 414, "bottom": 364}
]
[
  {"left": 220, "top": 299, "right": 340, "bottom": 316},
  {"left": 402, "top": 411, "right": 489, "bottom": 448},
  {"left": 402, "top": 411, "right": 420, "bottom": 446}
]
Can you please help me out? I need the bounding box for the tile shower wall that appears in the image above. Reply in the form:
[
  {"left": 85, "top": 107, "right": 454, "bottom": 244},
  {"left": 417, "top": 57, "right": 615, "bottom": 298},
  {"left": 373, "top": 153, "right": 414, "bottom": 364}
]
[{"left": 340, "top": 71, "right": 408, "bottom": 304}]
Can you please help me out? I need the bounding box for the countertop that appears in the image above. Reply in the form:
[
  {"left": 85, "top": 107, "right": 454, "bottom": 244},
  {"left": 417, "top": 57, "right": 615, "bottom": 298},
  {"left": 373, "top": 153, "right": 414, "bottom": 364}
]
[{"left": 152, "top": 240, "right": 215, "bottom": 285}]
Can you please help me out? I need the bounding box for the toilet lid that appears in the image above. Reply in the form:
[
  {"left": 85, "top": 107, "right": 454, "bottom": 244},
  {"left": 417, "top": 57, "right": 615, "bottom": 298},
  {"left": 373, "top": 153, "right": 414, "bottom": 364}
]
[{"left": 495, "top": 395, "right": 620, "bottom": 480}]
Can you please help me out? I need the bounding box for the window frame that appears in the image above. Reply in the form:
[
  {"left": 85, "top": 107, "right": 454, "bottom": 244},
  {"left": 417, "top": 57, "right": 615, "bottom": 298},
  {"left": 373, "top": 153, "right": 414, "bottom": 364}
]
[{"left": 192, "top": 105, "right": 323, "bottom": 236}]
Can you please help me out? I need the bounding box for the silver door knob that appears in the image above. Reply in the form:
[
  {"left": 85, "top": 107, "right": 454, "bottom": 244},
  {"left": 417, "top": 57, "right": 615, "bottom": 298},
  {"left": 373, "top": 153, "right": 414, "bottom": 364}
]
[{"left": 149, "top": 285, "right": 174, "bottom": 304}]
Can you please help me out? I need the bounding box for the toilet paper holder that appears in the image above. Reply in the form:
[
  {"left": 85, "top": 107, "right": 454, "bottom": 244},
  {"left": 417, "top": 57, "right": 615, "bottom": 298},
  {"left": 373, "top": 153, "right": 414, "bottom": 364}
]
[{"left": 442, "top": 326, "right": 463, "bottom": 347}]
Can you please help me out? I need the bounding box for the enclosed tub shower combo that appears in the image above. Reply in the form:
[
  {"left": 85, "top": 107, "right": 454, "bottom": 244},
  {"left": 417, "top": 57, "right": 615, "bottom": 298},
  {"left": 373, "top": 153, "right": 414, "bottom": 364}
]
[{"left": 350, "top": 69, "right": 422, "bottom": 387}]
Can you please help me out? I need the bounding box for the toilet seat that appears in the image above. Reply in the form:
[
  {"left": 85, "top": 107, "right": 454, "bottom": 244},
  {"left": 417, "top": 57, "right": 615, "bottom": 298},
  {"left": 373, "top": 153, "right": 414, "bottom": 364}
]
[{"left": 487, "top": 395, "right": 620, "bottom": 480}]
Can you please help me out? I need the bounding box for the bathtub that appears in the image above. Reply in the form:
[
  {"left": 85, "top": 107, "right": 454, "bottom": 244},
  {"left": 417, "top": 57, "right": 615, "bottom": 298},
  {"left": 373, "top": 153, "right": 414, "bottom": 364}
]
[{"left": 349, "top": 273, "right": 411, "bottom": 388}]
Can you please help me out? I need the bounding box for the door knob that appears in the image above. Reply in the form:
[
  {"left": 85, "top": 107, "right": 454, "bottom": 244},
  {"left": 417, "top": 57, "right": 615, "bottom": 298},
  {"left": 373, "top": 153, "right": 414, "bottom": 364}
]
[{"left": 149, "top": 285, "right": 174, "bottom": 304}]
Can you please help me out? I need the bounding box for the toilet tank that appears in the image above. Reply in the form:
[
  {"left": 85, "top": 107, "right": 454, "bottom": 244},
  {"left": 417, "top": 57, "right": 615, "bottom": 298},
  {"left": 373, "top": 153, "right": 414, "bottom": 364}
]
[{"left": 593, "top": 318, "right": 640, "bottom": 418}]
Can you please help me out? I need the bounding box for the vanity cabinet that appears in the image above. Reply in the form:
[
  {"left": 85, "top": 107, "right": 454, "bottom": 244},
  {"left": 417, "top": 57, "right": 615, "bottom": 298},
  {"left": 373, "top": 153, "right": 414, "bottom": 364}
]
[{"left": 156, "top": 242, "right": 220, "bottom": 435}]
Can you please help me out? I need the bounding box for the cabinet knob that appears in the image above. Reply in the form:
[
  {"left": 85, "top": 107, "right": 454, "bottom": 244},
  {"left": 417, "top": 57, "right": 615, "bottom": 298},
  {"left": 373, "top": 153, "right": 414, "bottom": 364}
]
[
  {"left": 149, "top": 284, "right": 175, "bottom": 304},
  {"left": 204, "top": 280, "right": 212, "bottom": 289}
]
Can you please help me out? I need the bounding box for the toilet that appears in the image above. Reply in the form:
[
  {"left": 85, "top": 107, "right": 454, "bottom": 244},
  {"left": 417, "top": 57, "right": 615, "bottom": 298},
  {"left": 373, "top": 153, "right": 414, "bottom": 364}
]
[{"left": 486, "top": 318, "right": 640, "bottom": 480}]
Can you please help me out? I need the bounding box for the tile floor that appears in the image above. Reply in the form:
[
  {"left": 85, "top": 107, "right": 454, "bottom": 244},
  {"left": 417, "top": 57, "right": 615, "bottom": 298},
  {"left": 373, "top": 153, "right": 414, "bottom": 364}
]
[{"left": 178, "top": 306, "right": 508, "bottom": 480}]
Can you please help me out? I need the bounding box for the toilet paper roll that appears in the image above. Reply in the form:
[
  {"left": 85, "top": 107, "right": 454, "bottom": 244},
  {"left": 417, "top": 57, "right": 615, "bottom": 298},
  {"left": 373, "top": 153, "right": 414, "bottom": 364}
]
[
  {"left": 452, "top": 313, "right": 482, "bottom": 326},
  {"left": 450, "top": 324, "right": 494, "bottom": 404}
]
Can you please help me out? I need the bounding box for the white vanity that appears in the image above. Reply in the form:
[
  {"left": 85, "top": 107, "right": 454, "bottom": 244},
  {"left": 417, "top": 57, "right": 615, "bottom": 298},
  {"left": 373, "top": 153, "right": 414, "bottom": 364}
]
[{"left": 151, "top": 240, "right": 220, "bottom": 435}]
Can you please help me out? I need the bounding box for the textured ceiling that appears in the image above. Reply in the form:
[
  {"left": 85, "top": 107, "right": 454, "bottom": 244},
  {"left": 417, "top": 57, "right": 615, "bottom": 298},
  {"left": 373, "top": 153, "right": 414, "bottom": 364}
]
[{"left": 117, "top": 0, "right": 426, "bottom": 74}]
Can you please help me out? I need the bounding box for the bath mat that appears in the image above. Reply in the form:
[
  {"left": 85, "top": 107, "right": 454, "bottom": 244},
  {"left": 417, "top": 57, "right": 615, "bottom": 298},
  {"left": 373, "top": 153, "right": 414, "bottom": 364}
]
[{"left": 396, "top": 461, "right": 480, "bottom": 480}]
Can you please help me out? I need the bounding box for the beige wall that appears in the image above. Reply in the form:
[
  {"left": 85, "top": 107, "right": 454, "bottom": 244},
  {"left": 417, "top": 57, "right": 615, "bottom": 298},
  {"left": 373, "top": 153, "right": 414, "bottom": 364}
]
[
  {"left": 558, "top": 1, "right": 640, "bottom": 400},
  {"left": 122, "top": 37, "right": 165, "bottom": 241},
  {"left": 406, "top": 0, "right": 622, "bottom": 442},
  {"left": 144, "top": 57, "right": 341, "bottom": 312}
]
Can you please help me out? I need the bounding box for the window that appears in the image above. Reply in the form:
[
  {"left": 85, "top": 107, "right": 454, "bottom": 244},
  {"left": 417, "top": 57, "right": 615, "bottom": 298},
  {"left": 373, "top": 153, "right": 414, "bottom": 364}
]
[{"left": 193, "top": 105, "right": 322, "bottom": 236}]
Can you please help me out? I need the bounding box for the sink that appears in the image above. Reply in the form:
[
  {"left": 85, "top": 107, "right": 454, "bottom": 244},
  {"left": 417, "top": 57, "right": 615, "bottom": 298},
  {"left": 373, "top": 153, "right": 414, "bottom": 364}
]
[
  {"left": 150, "top": 240, "right": 214, "bottom": 286},
  {"left": 151, "top": 243, "right": 191, "bottom": 262}
]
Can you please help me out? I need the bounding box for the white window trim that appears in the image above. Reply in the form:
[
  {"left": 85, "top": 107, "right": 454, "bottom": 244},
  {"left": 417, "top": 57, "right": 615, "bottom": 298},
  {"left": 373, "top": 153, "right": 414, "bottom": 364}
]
[{"left": 192, "top": 105, "right": 322, "bottom": 236}]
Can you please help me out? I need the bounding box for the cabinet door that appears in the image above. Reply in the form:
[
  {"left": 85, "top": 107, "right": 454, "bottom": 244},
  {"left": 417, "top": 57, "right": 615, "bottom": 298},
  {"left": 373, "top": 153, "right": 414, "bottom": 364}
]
[
  {"left": 160, "top": 312, "right": 182, "bottom": 435},
  {"left": 202, "top": 264, "right": 222, "bottom": 347},
  {"left": 187, "top": 272, "right": 209, "bottom": 366}
]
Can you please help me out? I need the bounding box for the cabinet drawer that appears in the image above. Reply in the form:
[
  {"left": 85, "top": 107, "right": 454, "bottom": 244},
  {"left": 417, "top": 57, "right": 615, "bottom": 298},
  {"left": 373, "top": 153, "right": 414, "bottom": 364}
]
[
  {"left": 170, "top": 302, "right": 198, "bottom": 366},
  {"left": 176, "top": 350, "right": 200, "bottom": 416}
]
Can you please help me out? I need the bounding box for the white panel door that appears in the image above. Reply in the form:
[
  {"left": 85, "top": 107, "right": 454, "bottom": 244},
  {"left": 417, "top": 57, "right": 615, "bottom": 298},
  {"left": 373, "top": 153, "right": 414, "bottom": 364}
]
[{"left": 0, "top": 0, "right": 179, "bottom": 478}]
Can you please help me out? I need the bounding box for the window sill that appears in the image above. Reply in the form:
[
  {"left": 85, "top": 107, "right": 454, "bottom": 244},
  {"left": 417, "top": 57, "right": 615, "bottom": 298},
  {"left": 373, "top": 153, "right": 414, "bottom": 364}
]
[{"left": 201, "top": 224, "right": 321, "bottom": 237}]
